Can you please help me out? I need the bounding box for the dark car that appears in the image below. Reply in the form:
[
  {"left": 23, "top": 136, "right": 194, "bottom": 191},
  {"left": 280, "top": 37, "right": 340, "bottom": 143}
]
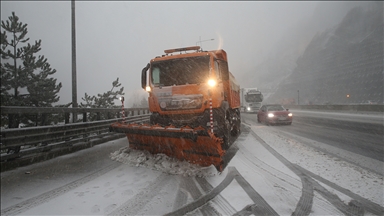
[{"left": 257, "top": 104, "right": 292, "bottom": 125}]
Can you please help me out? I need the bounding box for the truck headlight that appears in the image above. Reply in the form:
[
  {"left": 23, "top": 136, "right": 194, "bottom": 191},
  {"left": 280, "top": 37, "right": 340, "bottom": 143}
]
[{"left": 208, "top": 79, "right": 216, "bottom": 87}]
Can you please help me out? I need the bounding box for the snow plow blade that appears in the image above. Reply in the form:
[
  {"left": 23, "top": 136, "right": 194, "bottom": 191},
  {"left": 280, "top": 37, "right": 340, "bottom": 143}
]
[{"left": 109, "top": 122, "right": 230, "bottom": 172}]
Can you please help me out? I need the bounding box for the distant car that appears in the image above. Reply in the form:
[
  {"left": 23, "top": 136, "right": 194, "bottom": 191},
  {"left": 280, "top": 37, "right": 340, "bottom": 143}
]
[{"left": 257, "top": 104, "right": 292, "bottom": 125}]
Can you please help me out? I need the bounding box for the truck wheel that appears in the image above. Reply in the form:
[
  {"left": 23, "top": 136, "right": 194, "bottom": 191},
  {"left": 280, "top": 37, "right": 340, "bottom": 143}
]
[
  {"left": 231, "top": 125, "right": 240, "bottom": 137},
  {"left": 215, "top": 108, "right": 231, "bottom": 150},
  {"left": 230, "top": 110, "right": 241, "bottom": 136}
]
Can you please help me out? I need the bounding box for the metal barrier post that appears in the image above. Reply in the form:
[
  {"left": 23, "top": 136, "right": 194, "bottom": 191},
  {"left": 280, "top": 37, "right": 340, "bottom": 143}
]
[{"left": 120, "top": 96, "right": 126, "bottom": 123}]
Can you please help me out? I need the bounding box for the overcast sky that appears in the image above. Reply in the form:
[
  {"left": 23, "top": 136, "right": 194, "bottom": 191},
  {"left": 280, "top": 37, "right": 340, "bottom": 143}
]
[{"left": 1, "top": 1, "right": 366, "bottom": 106}]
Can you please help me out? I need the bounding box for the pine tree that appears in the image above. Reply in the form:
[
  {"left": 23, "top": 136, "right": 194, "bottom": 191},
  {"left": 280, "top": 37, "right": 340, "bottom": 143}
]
[
  {"left": 80, "top": 77, "right": 124, "bottom": 121},
  {"left": 1, "top": 12, "right": 62, "bottom": 127}
]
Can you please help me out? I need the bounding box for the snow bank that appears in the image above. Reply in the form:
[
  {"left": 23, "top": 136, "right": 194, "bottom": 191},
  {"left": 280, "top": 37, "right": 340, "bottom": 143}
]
[{"left": 110, "top": 146, "right": 219, "bottom": 177}]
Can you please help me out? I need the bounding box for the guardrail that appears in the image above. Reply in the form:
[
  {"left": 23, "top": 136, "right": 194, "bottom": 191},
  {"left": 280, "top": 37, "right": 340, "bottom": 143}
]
[
  {"left": 1, "top": 106, "right": 150, "bottom": 125},
  {"left": 284, "top": 104, "right": 384, "bottom": 112},
  {"left": 0, "top": 106, "right": 150, "bottom": 172}
]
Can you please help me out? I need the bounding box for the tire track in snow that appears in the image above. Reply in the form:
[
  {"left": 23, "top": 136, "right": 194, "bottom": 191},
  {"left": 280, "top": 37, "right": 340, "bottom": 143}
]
[
  {"left": 166, "top": 123, "right": 277, "bottom": 215},
  {"left": 165, "top": 167, "right": 278, "bottom": 216},
  {"left": 250, "top": 129, "right": 374, "bottom": 216},
  {"left": 107, "top": 173, "right": 171, "bottom": 215},
  {"left": 291, "top": 176, "right": 313, "bottom": 216},
  {"left": 173, "top": 177, "right": 232, "bottom": 216},
  {"left": 195, "top": 177, "right": 237, "bottom": 215},
  {"left": 180, "top": 177, "right": 219, "bottom": 216},
  {"left": 236, "top": 123, "right": 304, "bottom": 213},
  {"left": 0, "top": 161, "right": 121, "bottom": 216},
  {"left": 295, "top": 165, "right": 384, "bottom": 216}
]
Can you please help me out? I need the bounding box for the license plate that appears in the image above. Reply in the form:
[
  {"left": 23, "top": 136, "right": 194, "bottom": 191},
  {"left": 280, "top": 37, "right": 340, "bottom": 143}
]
[{"left": 278, "top": 117, "right": 287, "bottom": 120}]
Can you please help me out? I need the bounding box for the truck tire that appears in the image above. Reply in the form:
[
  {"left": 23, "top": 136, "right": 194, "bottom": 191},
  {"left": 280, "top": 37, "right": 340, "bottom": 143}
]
[
  {"left": 215, "top": 109, "right": 231, "bottom": 150},
  {"left": 230, "top": 109, "right": 241, "bottom": 137}
]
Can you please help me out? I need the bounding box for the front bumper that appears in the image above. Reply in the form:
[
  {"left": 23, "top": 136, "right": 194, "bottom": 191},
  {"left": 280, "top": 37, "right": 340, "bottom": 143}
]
[{"left": 267, "top": 117, "right": 292, "bottom": 124}]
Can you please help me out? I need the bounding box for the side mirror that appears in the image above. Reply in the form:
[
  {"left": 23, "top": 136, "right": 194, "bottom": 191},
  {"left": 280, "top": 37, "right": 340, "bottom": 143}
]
[
  {"left": 141, "top": 63, "right": 150, "bottom": 89},
  {"left": 286, "top": 109, "right": 289, "bottom": 111}
]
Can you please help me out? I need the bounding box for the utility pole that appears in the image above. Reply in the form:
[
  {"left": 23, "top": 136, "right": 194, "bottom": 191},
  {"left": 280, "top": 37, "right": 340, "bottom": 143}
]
[
  {"left": 241, "top": 88, "right": 244, "bottom": 110},
  {"left": 71, "top": 0, "right": 78, "bottom": 122}
]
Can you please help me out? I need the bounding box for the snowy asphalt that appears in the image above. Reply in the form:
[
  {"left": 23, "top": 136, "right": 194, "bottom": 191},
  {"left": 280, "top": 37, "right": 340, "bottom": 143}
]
[{"left": 1, "top": 111, "right": 383, "bottom": 215}]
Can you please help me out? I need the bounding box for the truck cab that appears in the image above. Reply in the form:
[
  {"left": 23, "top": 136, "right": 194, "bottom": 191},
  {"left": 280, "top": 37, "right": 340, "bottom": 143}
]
[
  {"left": 241, "top": 88, "right": 264, "bottom": 113},
  {"left": 141, "top": 46, "right": 241, "bottom": 147}
]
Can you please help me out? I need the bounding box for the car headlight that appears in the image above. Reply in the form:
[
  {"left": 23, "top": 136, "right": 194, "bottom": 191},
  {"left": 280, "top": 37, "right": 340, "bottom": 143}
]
[
  {"left": 288, "top": 113, "right": 293, "bottom": 117},
  {"left": 268, "top": 113, "right": 274, "bottom": 118},
  {"left": 247, "top": 107, "right": 251, "bottom": 111},
  {"left": 145, "top": 86, "right": 151, "bottom": 92}
]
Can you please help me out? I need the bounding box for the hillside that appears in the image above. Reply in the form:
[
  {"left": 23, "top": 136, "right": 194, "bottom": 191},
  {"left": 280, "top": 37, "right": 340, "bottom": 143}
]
[{"left": 266, "top": 3, "right": 383, "bottom": 105}]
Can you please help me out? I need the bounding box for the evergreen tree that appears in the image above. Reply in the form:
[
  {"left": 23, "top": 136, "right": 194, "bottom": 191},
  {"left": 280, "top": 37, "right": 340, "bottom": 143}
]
[
  {"left": 24, "top": 49, "right": 62, "bottom": 107},
  {"left": 1, "top": 12, "right": 62, "bottom": 127},
  {"left": 80, "top": 77, "right": 124, "bottom": 121}
]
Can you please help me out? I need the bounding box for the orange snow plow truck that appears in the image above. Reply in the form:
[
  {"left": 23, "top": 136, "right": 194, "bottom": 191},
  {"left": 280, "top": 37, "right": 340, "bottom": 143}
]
[{"left": 110, "top": 46, "right": 241, "bottom": 171}]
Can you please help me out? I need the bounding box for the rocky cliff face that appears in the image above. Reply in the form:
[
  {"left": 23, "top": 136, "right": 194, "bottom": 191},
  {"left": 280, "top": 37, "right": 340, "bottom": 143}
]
[{"left": 267, "top": 3, "right": 383, "bottom": 105}]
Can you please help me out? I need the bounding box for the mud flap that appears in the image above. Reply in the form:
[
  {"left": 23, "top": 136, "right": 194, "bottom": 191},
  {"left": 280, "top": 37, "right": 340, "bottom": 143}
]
[{"left": 110, "top": 122, "right": 232, "bottom": 172}]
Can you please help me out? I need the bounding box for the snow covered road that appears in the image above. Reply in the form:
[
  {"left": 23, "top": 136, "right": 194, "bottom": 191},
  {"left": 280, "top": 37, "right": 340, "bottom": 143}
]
[{"left": 1, "top": 113, "right": 383, "bottom": 215}]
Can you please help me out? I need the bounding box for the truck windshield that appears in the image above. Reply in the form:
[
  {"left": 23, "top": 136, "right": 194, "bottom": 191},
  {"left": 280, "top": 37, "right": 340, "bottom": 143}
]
[
  {"left": 151, "top": 56, "right": 210, "bottom": 87},
  {"left": 245, "top": 94, "right": 263, "bottom": 102}
]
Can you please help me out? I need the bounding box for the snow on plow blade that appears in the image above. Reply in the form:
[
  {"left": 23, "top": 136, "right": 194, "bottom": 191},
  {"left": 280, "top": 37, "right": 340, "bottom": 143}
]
[{"left": 109, "top": 122, "right": 228, "bottom": 171}]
